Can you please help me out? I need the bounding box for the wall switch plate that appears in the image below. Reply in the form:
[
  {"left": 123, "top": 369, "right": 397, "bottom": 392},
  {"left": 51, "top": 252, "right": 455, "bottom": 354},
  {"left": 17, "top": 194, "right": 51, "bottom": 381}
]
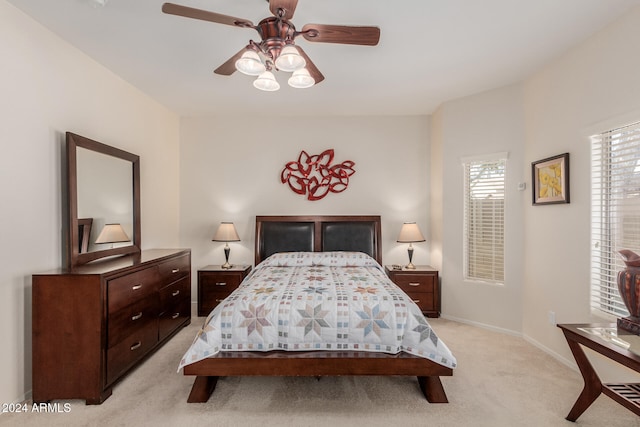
[{"left": 548, "top": 310, "right": 556, "bottom": 325}]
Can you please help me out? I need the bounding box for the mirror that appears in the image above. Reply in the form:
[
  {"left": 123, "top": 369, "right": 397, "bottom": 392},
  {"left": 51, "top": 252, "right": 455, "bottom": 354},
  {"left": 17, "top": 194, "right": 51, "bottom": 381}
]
[{"left": 66, "top": 132, "right": 141, "bottom": 269}]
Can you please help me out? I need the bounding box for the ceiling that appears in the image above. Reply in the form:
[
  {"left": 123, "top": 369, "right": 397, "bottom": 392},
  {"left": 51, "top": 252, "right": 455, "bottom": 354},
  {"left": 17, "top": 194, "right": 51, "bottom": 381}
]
[{"left": 7, "top": 0, "right": 640, "bottom": 117}]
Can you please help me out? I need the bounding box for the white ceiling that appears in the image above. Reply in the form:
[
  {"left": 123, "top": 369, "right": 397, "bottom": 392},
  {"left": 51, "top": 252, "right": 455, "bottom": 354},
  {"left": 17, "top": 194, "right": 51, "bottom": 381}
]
[{"left": 7, "top": 0, "right": 640, "bottom": 117}]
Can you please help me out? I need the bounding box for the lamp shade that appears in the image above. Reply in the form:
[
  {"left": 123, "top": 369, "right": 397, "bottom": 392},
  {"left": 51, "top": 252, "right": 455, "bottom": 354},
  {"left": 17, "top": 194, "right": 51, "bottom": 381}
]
[
  {"left": 235, "top": 50, "right": 266, "bottom": 76},
  {"left": 275, "top": 45, "right": 306, "bottom": 72},
  {"left": 212, "top": 222, "right": 240, "bottom": 242},
  {"left": 397, "top": 222, "right": 425, "bottom": 243},
  {"left": 253, "top": 71, "right": 280, "bottom": 91},
  {"left": 95, "top": 223, "right": 130, "bottom": 244},
  {"left": 288, "top": 68, "right": 315, "bottom": 89}
]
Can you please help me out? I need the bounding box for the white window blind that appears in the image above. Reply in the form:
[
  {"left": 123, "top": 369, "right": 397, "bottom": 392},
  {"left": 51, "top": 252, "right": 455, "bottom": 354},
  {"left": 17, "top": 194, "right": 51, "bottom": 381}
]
[
  {"left": 591, "top": 121, "right": 640, "bottom": 317},
  {"left": 463, "top": 158, "right": 506, "bottom": 283}
]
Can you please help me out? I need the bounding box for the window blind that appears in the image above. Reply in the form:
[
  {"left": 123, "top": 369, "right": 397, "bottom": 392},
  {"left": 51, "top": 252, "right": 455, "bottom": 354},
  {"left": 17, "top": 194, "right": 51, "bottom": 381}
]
[
  {"left": 591, "top": 121, "right": 640, "bottom": 317},
  {"left": 463, "top": 158, "right": 506, "bottom": 283}
]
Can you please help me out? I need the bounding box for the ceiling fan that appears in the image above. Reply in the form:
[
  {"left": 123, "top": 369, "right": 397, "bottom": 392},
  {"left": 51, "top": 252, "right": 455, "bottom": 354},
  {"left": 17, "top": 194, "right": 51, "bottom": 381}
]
[{"left": 161, "top": 1, "right": 381, "bottom": 91}]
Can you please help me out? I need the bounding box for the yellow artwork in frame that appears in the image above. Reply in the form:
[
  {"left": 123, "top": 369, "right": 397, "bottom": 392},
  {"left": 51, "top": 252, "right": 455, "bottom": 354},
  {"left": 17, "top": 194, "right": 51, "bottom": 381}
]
[{"left": 532, "top": 153, "right": 570, "bottom": 205}]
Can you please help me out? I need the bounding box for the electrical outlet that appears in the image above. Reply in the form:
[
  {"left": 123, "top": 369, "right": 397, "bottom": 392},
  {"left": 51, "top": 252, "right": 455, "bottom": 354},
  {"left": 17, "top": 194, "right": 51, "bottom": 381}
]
[{"left": 548, "top": 310, "right": 556, "bottom": 325}]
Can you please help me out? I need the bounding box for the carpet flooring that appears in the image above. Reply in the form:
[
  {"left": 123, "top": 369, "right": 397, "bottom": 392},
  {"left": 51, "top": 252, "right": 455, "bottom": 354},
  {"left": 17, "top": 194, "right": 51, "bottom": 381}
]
[{"left": 2, "top": 318, "right": 639, "bottom": 426}]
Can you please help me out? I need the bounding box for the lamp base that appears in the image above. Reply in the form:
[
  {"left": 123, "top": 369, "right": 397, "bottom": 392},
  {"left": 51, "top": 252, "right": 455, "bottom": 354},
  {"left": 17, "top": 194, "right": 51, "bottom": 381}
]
[
  {"left": 405, "top": 245, "right": 416, "bottom": 269},
  {"left": 221, "top": 245, "right": 232, "bottom": 269}
]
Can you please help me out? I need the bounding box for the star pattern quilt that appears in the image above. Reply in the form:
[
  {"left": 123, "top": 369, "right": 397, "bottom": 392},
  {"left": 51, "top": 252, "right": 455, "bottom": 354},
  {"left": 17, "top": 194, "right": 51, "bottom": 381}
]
[{"left": 179, "top": 252, "right": 456, "bottom": 371}]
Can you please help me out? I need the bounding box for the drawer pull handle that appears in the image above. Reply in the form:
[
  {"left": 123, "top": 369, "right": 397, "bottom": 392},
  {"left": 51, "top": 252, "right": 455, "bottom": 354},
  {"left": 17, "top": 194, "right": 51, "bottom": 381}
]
[
  {"left": 409, "top": 282, "right": 421, "bottom": 287},
  {"left": 132, "top": 284, "right": 142, "bottom": 291},
  {"left": 171, "top": 312, "right": 180, "bottom": 319},
  {"left": 172, "top": 290, "right": 180, "bottom": 297},
  {"left": 215, "top": 299, "right": 225, "bottom": 303},
  {"left": 130, "top": 341, "right": 142, "bottom": 351},
  {"left": 413, "top": 299, "right": 421, "bottom": 303},
  {"left": 172, "top": 268, "right": 180, "bottom": 273},
  {"left": 215, "top": 282, "right": 227, "bottom": 286},
  {"left": 131, "top": 312, "right": 143, "bottom": 321}
]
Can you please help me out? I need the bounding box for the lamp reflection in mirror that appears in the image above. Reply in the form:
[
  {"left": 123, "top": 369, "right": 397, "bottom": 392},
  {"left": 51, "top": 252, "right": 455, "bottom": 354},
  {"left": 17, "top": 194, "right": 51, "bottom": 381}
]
[
  {"left": 397, "top": 222, "right": 425, "bottom": 269},
  {"left": 212, "top": 222, "right": 241, "bottom": 269},
  {"left": 95, "top": 223, "right": 130, "bottom": 248}
]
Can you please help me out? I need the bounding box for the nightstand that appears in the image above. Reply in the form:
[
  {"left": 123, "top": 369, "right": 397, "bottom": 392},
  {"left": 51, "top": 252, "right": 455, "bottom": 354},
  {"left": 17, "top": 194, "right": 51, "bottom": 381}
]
[
  {"left": 385, "top": 265, "right": 440, "bottom": 317},
  {"left": 197, "top": 265, "right": 251, "bottom": 316}
]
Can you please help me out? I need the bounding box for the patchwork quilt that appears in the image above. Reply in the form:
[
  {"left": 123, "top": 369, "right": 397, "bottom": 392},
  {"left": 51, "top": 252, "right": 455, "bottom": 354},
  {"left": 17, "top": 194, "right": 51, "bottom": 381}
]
[{"left": 179, "top": 252, "right": 457, "bottom": 371}]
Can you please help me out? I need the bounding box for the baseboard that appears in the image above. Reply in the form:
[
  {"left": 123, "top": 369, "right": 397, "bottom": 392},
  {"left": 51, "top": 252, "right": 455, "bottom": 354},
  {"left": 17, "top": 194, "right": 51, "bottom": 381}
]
[
  {"left": 440, "top": 314, "right": 521, "bottom": 337},
  {"left": 440, "top": 314, "right": 578, "bottom": 372},
  {"left": 522, "top": 334, "right": 577, "bottom": 372}
]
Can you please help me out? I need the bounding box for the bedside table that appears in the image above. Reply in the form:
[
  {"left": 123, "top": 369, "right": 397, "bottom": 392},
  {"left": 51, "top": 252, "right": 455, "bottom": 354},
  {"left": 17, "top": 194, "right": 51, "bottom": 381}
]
[
  {"left": 385, "top": 265, "right": 440, "bottom": 317},
  {"left": 197, "top": 265, "right": 251, "bottom": 316}
]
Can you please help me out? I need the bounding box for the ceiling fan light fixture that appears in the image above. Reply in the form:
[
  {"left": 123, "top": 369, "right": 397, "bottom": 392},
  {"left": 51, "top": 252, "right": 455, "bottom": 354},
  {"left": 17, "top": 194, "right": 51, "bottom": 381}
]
[
  {"left": 275, "top": 45, "right": 306, "bottom": 72},
  {"left": 288, "top": 68, "right": 315, "bottom": 89},
  {"left": 253, "top": 71, "right": 280, "bottom": 91},
  {"left": 235, "top": 50, "right": 266, "bottom": 76}
]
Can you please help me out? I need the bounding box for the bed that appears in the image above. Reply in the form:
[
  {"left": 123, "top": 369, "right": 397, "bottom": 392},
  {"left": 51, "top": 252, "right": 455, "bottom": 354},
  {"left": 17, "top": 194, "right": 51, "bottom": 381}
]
[{"left": 181, "top": 215, "right": 455, "bottom": 403}]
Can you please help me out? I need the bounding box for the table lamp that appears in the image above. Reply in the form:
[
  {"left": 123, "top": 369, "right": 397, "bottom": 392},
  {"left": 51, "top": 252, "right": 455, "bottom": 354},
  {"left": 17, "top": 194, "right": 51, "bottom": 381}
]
[
  {"left": 397, "top": 222, "right": 425, "bottom": 269},
  {"left": 212, "top": 222, "right": 240, "bottom": 269}
]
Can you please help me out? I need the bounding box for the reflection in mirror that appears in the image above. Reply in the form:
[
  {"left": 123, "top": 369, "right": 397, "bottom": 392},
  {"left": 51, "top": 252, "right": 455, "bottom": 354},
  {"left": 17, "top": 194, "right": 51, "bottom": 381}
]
[
  {"left": 76, "top": 146, "right": 133, "bottom": 253},
  {"left": 66, "top": 132, "right": 140, "bottom": 269}
]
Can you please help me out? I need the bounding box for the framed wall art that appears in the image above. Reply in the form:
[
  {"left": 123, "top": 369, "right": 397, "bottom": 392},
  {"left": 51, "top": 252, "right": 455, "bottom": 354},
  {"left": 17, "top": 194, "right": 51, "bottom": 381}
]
[{"left": 531, "top": 153, "right": 570, "bottom": 205}]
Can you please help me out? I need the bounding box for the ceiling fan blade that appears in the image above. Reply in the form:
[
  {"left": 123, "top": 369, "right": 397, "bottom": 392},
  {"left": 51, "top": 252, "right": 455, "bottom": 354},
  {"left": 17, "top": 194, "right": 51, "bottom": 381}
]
[
  {"left": 301, "top": 24, "right": 380, "bottom": 46},
  {"left": 162, "top": 3, "right": 254, "bottom": 28},
  {"left": 269, "top": 0, "right": 298, "bottom": 20},
  {"left": 296, "top": 46, "right": 324, "bottom": 84},
  {"left": 214, "top": 48, "right": 247, "bottom": 76}
]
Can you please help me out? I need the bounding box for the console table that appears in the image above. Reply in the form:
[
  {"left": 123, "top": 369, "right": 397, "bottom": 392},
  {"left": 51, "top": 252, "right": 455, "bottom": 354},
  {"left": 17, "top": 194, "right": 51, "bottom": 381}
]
[{"left": 557, "top": 323, "right": 640, "bottom": 421}]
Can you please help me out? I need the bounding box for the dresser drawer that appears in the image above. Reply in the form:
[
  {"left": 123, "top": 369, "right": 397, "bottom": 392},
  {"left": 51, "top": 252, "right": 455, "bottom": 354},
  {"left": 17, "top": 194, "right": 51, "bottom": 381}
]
[
  {"left": 391, "top": 274, "right": 435, "bottom": 294},
  {"left": 158, "top": 298, "right": 190, "bottom": 341},
  {"left": 108, "top": 266, "right": 159, "bottom": 314},
  {"left": 108, "top": 296, "right": 159, "bottom": 348},
  {"left": 159, "top": 276, "right": 190, "bottom": 309},
  {"left": 200, "top": 272, "right": 244, "bottom": 290},
  {"left": 158, "top": 254, "right": 190, "bottom": 287},
  {"left": 405, "top": 292, "right": 435, "bottom": 313},
  {"left": 106, "top": 323, "right": 157, "bottom": 385}
]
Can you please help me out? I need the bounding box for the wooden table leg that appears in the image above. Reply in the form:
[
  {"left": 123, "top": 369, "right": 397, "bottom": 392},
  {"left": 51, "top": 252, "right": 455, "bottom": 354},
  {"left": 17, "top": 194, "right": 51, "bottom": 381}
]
[{"left": 563, "top": 332, "right": 603, "bottom": 422}]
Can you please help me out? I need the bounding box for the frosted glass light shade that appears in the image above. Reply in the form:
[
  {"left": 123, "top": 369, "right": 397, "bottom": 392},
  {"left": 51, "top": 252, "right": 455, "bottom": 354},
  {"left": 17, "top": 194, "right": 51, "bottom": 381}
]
[
  {"left": 253, "top": 71, "right": 280, "bottom": 91},
  {"left": 288, "top": 68, "right": 315, "bottom": 89},
  {"left": 275, "top": 45, "right": 306, "bottom": 72},
  {"left": 235, "top": 50, "right": 266, "bottom": 76}
]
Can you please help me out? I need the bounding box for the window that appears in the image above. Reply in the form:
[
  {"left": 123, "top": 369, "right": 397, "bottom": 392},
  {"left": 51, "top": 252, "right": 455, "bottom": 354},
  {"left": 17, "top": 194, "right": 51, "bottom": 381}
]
[
  {"left": 463, "top": 155, "right": 506, "bottom": 283},
  {"left": 591, "top": 121, "right": 640, "bottom": 317}
]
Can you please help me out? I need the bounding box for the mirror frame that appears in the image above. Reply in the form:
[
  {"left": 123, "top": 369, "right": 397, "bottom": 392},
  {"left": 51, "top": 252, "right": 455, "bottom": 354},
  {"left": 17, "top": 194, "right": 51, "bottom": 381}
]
[{"left": 66, "top": 132, "right": 141, "bottom": 269}]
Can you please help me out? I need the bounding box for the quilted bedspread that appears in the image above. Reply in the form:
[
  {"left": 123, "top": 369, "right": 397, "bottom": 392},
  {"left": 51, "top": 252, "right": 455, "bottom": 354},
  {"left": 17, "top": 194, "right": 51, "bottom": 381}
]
[{"left": 179, "top": 252, "right": 457, "bottom": 371}]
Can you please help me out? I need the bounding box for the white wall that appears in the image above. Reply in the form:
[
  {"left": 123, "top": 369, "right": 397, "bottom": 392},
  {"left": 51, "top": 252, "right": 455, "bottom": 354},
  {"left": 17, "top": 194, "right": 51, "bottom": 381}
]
[
  {"left": 432, "top": 84, "right": 526, "bottom": 333},
  {"left": 0, "top": 1, "right": 181, "bottom": 404},
  {"left": 179, "top": 115, "right": 432, "bottom": 285},
  {"left": 522, "top": 6, "right": 640, "bottom": 379}
]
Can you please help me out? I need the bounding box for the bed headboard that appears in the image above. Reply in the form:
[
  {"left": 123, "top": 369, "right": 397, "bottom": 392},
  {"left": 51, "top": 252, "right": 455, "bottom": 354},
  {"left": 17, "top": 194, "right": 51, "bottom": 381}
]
[{"left": 255, "top": 215, "right": 382, "bottom": 265}]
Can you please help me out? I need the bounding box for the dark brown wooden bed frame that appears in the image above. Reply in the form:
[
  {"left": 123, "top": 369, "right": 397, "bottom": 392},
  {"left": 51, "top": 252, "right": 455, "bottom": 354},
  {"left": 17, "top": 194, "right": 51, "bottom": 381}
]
[{"left": 184, "top": 215, "right": 453, "bottom": 403}]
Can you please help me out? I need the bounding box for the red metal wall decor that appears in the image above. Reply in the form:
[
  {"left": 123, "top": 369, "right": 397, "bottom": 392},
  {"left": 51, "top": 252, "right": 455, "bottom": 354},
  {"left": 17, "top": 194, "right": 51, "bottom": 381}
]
[{"left": 281, "top": 149, "right": 356, "bottom": 201}]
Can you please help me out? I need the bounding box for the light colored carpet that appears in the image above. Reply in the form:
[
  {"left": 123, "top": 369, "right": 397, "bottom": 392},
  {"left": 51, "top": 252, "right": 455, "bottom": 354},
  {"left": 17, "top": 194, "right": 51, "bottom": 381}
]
[{"left": 2, "top": 318, "right": 639, "bottom": 427}]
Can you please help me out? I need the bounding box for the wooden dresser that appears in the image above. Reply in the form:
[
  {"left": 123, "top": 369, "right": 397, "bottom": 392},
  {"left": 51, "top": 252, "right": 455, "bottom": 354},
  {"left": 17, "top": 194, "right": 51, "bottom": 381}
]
[{"left": 32, "top": 249, "right": 191, "bottom": 404}]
